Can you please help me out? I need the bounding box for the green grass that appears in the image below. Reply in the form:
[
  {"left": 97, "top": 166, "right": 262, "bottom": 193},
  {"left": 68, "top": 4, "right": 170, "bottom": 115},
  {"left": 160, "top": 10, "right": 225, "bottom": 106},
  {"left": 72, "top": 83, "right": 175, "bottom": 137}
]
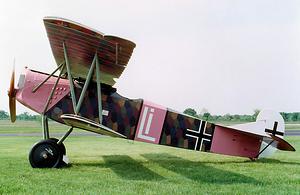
[
  {"left": 0, "top": 135, "right": 299, "bottom": 194},
  {"left": 0, "top": 121, "right": 299, "bottom": 194},
  {"left": 0, "top": 120, "right": 69, "bottom": 134},
  {"left": 285, "top": 123, "right": 300, "bottom": 130}
]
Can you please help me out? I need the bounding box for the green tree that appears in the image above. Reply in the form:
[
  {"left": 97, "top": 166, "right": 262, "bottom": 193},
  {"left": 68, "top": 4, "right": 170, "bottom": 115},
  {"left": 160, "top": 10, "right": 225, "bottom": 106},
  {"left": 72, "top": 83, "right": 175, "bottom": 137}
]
[
  {"left": 280, "top": 112, "right": 288, "bottom": 121},
  {"left": 223, "top": 113, "right": 233, "bottom": 121},
  {"left": 292, "top": 113, "right": 300, "bottom": 121},
  {"left": 252, "top": 109, "right": 260, "bottom": 120},
  {"left": 202, "top": 112, "right": 211, "bottom": 120},
  {"left": 17, "top": 112, "right": 39, "bottom": 121},
  {"left": 183, "top": 108, "right": 198, "bottom": 117},
  {"left": 0, "top": 110, "right": 9, "bottom": 120},
  {"left": 233, "top": 114, "right": 240, "bottom": 121}
]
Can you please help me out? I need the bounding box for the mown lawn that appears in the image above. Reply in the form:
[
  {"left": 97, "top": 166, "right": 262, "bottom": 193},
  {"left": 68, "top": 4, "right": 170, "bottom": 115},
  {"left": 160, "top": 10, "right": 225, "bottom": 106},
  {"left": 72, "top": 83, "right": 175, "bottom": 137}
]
[
  {"left": 0, "top": 134, "right": 299, "bottom": 194},
  {"left": 0, "top": 120, "right": 69, "bottom": 134}
]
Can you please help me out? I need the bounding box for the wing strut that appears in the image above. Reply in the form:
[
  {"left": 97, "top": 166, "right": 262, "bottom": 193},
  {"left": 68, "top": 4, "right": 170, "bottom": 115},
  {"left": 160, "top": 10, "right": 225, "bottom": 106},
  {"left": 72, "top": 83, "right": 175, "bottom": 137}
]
[
  {"left": 45, "top": 64, "right": 65, "bottom": 139},
  {"left": 42, "top": 64, "right": 66, "bottom": 114},
  {"left": 95, "top": 53, "right": 103, "bottom": 123},
  {"left": 75, "top": 54, "right": 97, "bottom": 114},
  {"left": 32, "top": 62, "right": 65, "bottom": 93},
  {"left": 36, "top": 63, "right": 66, "bottom": 139},
  {"left": 70, "top": 53, "right": 103, "bottom": 123},
  {"left": 62, "top": 42, "right": 103, "bottom": 124},
  {"left": 34, "top": 42, "right": 104, "bottom": 141},
  {"left": 63, "top": 42, "right": 77, "bottom": 113},
  {"left": 55, "top": 53, "right": 104, "bottom": 142}
]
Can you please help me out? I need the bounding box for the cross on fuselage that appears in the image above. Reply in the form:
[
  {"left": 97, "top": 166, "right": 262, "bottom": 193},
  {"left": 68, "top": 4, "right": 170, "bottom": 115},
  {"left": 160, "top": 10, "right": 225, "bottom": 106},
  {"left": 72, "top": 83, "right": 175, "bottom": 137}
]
[
  {"left": 185, "top": 121, "right": 212, "bottom": 151},
  {"left": 265, "top": 121, "right": 284, "bottom": 136}
]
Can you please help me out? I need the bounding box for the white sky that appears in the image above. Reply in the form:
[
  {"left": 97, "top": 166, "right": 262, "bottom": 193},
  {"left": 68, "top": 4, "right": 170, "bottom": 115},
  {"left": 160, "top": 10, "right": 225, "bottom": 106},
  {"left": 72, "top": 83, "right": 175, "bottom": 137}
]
[{"left": 1, "top": 0, "right": 300, "bottom": 115}]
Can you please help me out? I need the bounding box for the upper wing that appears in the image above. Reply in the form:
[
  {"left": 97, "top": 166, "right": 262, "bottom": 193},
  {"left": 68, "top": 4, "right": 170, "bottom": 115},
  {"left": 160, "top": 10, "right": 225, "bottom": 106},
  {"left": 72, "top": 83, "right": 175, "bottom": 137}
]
[{"left": 44, "top": 16, "right": 136, "bottom": 86}]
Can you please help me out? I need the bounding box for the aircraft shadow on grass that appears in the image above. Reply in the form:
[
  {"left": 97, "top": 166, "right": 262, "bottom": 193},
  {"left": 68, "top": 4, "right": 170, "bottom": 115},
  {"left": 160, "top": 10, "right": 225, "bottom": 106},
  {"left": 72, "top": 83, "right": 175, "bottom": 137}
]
[
  {"left": 254, "top": 158, "right": 300, "bottom": 166},
  {"left": 141, "top": 153, "right": 259, "bottom": 184},
  {"left": 186, "top": 157, "right": 300, "bottom": 166},
  {"left": 74, "top": 153, "right": 259, "bottom": 184},
  {"left": 73, "top": 155, "right": 163, "bottom": 181}
]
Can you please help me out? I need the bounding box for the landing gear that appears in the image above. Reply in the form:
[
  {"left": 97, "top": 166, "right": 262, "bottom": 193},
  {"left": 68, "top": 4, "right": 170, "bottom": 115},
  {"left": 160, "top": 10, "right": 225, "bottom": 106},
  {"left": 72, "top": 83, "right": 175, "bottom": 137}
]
[
  {"left": 29, "top": 139, "right": 66, "bottom": 168},
  {"left": 49, "top": 138, "right": 66, "bottom": 155},
  {"left": 49, "top": 138, "right": 68, "bottom": 167},
  {"left": 29, "top": 114, "right": 72, "bottom": 168}
]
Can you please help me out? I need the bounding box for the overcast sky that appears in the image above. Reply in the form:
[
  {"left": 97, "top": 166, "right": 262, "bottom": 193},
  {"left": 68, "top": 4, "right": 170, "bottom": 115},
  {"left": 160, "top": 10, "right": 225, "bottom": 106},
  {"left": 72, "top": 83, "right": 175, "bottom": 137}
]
[{"left": 1, "top": 0, "right": 300, "bottom": 115}]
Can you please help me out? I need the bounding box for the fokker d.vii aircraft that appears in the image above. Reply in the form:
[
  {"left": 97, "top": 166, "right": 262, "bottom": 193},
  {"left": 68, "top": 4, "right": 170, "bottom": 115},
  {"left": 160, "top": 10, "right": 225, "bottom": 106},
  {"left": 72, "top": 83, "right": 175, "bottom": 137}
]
[{"left": 8, "top": 17, "right": 295, "bottom": 168}]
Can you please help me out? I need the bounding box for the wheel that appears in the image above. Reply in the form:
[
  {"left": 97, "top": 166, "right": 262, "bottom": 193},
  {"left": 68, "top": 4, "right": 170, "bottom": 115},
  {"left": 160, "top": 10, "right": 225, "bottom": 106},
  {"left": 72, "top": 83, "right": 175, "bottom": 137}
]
[
  {"left": 49, "top": 138, "right": 68, "bottom": 167},
  {"left": 49, "top": 138, "right": 66, "bottom": 155},
  {"left": 29, "top": 139, "right": 63, "bottom": 168}
]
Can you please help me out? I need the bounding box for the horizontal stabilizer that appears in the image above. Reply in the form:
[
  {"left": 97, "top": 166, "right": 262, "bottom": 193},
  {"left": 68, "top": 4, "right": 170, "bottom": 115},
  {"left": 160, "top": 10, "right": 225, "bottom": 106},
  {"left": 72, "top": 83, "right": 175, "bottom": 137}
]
[
  {"left": 224, "top": 121, "right": 296, "bottom": 152},
  {"left": 230, "top": 121, "right": 267, "bottom": 137},
  {"left": 61, "top": 114, "right": 126, "bottom": 138},
  {"left": 211, "top": 125, "right": 263, "bottom": 158},
  {"left": 270, "top": 135, "right": 295, "bottom": 151}
]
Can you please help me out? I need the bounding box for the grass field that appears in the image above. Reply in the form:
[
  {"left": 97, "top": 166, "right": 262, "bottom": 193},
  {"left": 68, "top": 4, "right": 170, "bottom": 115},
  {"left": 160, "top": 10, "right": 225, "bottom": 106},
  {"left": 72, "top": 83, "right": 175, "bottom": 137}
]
[
  {"left": 0, "top": 120, "right": 68, "bottom": 134},
  {"left": 0, "top": 121, "right": 299, "bottom": 194}
]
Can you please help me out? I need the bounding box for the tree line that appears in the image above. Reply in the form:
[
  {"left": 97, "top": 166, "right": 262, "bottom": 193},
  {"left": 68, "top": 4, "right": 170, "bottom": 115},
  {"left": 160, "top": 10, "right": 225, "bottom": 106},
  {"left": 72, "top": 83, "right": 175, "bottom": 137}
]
[
  {"left": 183, "top": 108, "right": 300, "bottom": 123},
  {"left": 0, "top": 110, "right": 41, "bottom": 121}
]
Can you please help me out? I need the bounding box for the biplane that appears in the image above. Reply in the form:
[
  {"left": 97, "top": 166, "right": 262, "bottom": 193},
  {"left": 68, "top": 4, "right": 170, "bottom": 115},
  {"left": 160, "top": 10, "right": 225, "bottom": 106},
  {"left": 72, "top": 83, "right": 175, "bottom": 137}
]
[{"left": 8, "top": 17, "right": 295, "bottom": 168}]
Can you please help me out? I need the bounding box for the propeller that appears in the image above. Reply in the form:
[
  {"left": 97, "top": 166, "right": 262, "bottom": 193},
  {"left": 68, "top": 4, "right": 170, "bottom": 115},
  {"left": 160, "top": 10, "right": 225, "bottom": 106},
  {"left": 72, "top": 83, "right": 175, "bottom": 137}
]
[{"left": 8, "top": 64, "right": 16, "bottom": 122}]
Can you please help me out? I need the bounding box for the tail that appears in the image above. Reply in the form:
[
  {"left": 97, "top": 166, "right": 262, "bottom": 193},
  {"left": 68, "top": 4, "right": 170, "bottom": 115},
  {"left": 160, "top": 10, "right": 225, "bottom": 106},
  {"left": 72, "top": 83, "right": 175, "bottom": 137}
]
[
  {"left": 256, "top": 110, "right": 295, "bottom": 158},
  {"left": 228, "top": 110, "right": 295, "bottom": 159}
]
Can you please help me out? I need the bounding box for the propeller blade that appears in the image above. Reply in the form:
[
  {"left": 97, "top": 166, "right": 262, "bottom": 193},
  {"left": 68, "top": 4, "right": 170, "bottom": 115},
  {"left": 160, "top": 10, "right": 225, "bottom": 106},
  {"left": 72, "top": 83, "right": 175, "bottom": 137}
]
[
  {"left": 9, "top": 97, "right": 16, "bottom": 122},
  {"left": 8, "top": 67, "right": 16, "bottom": 122}
]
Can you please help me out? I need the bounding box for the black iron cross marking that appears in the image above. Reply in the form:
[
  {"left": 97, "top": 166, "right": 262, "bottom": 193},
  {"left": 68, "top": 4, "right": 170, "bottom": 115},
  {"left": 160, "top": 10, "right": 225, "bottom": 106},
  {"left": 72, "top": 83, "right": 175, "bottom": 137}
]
[
  {"left": 185, "top": 121, "right": 213, "bottom": 151},
  {"left": 265, "top": 121, "right": 284, "bottom": 136}
]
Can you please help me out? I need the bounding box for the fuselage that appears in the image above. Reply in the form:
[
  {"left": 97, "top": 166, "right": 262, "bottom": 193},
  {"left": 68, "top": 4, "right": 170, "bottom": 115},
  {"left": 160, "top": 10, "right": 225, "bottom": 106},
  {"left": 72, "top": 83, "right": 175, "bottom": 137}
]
[
  {"left": 16, "top": 68, "right": 218, "bottom": 151},
  {"left": 15, "top": 67, "right": 291, "bottom": 159}
]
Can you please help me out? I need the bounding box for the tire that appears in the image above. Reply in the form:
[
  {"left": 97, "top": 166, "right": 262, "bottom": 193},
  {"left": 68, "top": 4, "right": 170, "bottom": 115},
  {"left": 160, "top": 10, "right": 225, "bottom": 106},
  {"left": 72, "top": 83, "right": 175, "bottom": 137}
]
[
  {"left": 49, "top": 138, "right": 66, "bottom": 155},
  {"left": 49, "top": 138, "right": 68, "bottom": 167},
  {"left": 29, "top": 139, "right": 63, "bottom": 168}
]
